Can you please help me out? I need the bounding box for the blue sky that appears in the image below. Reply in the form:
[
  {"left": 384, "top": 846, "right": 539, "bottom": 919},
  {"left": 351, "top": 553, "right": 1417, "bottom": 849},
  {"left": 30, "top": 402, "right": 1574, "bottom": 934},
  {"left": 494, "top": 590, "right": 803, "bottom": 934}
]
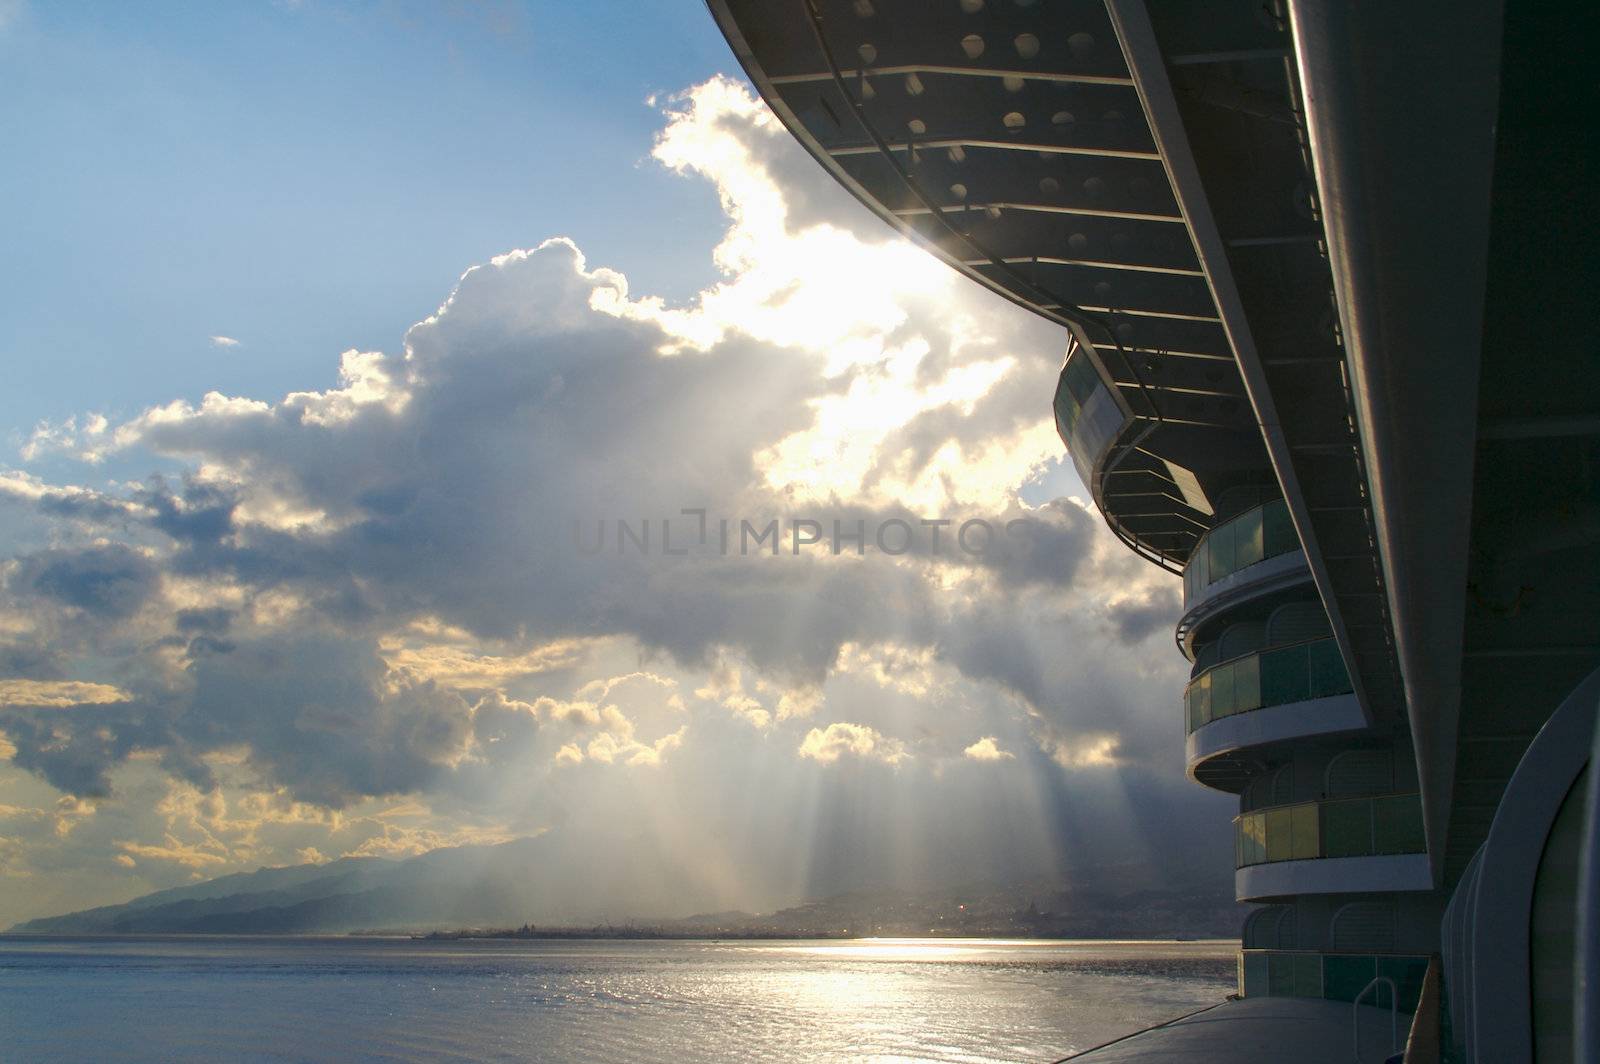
[{"left": 1, "top": 0, "right": 732, "bottom": 448}]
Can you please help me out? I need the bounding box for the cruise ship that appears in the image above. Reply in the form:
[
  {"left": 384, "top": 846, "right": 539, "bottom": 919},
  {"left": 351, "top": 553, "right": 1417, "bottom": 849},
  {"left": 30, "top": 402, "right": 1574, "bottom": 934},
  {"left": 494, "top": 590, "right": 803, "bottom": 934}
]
[{"left": 705, "top": 1, "right": 1596, "bottom": 1061}]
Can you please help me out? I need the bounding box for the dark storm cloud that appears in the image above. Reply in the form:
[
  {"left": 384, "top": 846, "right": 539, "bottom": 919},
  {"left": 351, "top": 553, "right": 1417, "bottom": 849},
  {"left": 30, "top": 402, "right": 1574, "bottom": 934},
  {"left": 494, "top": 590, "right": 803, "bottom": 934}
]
[{"left": 13, "top": 544, "right": 159, "bottom": 620}]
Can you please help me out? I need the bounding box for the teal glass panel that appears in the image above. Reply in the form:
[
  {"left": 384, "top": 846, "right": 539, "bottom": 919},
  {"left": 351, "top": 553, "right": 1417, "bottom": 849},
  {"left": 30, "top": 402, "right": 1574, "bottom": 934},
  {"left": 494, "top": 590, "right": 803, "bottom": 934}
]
[
  {"left": 1260, "top": 644, "right": 1309, "bottom": 706},
  {"left": 1238, "top": 813, "right": 1267, "bottom": 867},
  {"left": 1374, "top": 795, "right": 1426, "bottom": 855},
  {"left": 1184, "top": 557, "right": 1202, "bottom": 602},
  {"left": 1233, "top": 653, "right": 1261, "bottom": 713},
  {"left": 1291, "top": 802, "right": 1320, "bottom": 860},
  {"left": 1292, "top": 953, "right": 1323, "bottom": 998},
  {"left": 1307, "top": 639, "right": 1351, "bottom": 697},
  {"left": 1208, "top": 519, "right": 1237, "bottom": 581},
  {"left": 1262, "top": 498, "right": 1296, "bottom": 557},
  {"left": 1322, "top": 798, "right": 1373, "bottom": 858},
  {"left": 1265, "top": 807, "right": 1293, "bottom": 863},
  {"left": 1235, "top": 505, "right": 1265, "bottom": 572},
  {"left": 1323, "top": 955, "right": 1379, "bottom": 1004},
  {"left": 1212, "top": 662, "right": 1236, "bottom": 719},
  {"left": 1242, "top": 952, "right": 1269, "bottom": 997},
  {"left": 1378, "top": 957, "right": 1429, "bottom": 1014},
  {"left": 1064, "top": 350, "right": 1100, "bottom": 405},
  {"left": 1268, "top": 953, "right": 1296, "bottom": 997}
]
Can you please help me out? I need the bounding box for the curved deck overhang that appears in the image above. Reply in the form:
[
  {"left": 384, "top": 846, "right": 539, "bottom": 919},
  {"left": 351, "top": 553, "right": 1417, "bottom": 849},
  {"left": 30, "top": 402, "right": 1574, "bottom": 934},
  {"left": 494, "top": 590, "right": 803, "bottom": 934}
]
[
  {"left": 707, "top": 0, "right": 1271, "bottom": 572},
  {"left": 1188, "top": 693, "right": 1366, "bottom": 791},
  {"left": 1176, "top": 550, "right": 1311, "bottom": 657},
  {"left": 1237, "top": 854, "right": 1432, "bottom": 903}
]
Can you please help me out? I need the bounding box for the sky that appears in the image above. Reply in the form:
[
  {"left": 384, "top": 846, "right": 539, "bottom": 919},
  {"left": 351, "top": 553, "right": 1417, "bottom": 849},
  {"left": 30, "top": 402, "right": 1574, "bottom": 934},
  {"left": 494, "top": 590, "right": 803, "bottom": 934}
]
[{"left": 0, "top": 0, "right": 1234, "bottom": 927}]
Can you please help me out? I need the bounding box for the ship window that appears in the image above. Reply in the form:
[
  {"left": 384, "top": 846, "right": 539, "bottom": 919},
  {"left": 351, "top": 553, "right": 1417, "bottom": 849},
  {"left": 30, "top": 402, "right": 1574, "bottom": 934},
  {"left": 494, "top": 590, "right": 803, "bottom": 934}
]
[
  {"left": 1307, "top": 640, "right": 1352, "bottom": 698},
  {"left": 1290, "top": 803, "right": 1319, "bottom": 860},
  {"left": 1260, "top": 643, "right": 1310, "bottom": 705},
  {"left": 1322, "top": 798, "right": 1372, "bottom": 858}
]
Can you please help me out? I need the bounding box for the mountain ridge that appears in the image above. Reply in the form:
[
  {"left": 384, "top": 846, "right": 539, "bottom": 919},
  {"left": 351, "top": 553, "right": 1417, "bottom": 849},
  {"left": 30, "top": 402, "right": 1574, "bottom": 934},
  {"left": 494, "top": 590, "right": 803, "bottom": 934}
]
[{"left": 10, "top": 836, "right": 1243, "bottom": 938}]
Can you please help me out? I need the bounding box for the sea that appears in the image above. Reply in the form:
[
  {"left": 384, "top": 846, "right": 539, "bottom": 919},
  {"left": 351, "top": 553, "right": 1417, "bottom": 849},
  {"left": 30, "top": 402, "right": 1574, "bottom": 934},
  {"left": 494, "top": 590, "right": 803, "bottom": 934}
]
[{"left": 0, "top": 936, "right": 1237, "bottom": 1063}]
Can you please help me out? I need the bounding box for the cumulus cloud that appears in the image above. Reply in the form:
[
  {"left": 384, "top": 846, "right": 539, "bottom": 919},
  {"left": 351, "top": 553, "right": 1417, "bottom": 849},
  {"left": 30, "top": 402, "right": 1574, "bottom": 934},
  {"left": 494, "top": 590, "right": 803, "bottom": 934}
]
[
  {"left": 0, "top": 77, "right": 1221, "bottom": 924},
  {"left": 209, "top": 335, "right": 241, "bottom": 349},
  {"left": 798, "top": 722, "right": 909, "bottom": 766},
  {"left": 963, "top": 736, "right": 1014, "bottom": 762},
  {"left": 0, "top": 679, "right": 128, "bottom": 707}
]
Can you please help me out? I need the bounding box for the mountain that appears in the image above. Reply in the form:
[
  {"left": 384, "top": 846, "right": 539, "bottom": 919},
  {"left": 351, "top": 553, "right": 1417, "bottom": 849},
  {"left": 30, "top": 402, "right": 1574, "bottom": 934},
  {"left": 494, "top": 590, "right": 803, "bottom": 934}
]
[
  {"left": 9, "top": 839, "right": 546, "bottom": 935},
  {"left": 9, "top": 837, "right": 1242, "bottom": 937}
]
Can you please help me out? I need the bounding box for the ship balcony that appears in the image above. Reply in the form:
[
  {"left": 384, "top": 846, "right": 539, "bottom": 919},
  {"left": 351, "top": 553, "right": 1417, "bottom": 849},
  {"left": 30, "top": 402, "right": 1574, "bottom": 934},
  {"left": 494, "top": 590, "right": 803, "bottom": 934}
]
[
  {"left": 1238, "top": 950, "right": 1431, "bottom": 1014},
  {"left": 1185, "top": 637, "right": 1366, "bottom": 789},
  {"left": 1053, "top": 335, "right": 1129, "bottom": 503},
  {"left": 1177, "top": 498, "right": 1311, "bottom": 653},
  {"left": 1054, "top": 337, "right": 1239, "bottom": 574},
  {"left": 1233, "top": 793, "right": 1431, "bottom": 901}
]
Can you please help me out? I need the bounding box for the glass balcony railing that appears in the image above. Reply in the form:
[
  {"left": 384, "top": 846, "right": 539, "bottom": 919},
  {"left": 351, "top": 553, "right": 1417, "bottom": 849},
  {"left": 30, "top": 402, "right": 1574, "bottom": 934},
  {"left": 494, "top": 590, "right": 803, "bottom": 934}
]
[
  {"left": 1185, "top": 637, "right": 1352, "bottom": 733},
  {"left": 1239, "top": 950, "right": 1430, "bottom": 1014},
  {"left": 1053, "top": 340, "right": 1128, "bottom": 492},
  {"left": 1234, "top": 793, "right": 1425, "bottom": 868},
  {"left": 1182, "top": 497, "right": 1300, "bottom": 604}
]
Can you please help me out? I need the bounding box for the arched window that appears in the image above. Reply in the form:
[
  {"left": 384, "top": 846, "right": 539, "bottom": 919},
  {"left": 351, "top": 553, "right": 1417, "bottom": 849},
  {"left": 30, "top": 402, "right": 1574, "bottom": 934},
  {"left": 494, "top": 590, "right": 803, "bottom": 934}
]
[
  {"left": 1325, "top": 750, "right": 1394, "bottom": 797},
  {"left": 1266, "top": 600, "right": 1331, "bottom": 646},
  {"left": 1244, "top": 904, "right": 1297, "bottom": 949},
  {"left": 1331, "top": 901, "right": 1397, "bottom": 952},
  {"left": 1211, "top": 485, "right": 1278, "bottom": 523},
  {"left": 1218, "top": 620, "right": 1267, "bottom": 661}
]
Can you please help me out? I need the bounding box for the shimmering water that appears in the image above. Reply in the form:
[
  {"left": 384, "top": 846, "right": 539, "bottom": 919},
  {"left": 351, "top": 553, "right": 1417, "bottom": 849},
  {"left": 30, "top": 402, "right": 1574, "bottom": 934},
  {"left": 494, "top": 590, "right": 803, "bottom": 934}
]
[{"left": 0, "top": 936, "right": 1236, "bottom": 1063}]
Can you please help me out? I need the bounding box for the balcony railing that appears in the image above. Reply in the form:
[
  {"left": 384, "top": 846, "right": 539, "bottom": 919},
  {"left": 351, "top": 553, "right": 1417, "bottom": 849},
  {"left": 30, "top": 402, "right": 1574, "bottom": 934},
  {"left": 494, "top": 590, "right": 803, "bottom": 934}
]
[
  {"left": 1182, "top": 497, "right": 1299, "bottom": 604},
  {"left": 1052, "top": 340, "right": 1127, "bottom": 495},
  {"left": 1185, "top": 637, "right": 1352, "bottom": 733},
  {"left": 1234, "top": 793, "right": 1425, "bottom": 868},
  {"left": 1239, "top": 950, "right": 1430, "bottom": 1014}
]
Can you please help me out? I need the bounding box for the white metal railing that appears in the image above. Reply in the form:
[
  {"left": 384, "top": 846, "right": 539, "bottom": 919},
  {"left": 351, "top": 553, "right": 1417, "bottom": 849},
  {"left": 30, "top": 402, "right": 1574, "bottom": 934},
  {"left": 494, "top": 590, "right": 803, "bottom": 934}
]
[{"left": 1353, "top": 975, "right": 1398, "bottom": 1063}]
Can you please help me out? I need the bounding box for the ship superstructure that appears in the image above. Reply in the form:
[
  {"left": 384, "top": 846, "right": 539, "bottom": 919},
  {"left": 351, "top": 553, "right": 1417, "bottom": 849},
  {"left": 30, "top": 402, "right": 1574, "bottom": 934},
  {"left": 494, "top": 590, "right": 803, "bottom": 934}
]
[{"left": 706, "top": 2, "right": 1597, "bottom": 1059}]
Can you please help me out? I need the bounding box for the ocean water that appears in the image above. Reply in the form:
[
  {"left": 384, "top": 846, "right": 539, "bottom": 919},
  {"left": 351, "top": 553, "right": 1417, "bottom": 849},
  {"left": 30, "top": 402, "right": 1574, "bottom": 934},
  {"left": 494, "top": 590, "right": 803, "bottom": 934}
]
[{"left": 0, "top": 936, "right": 1236, "bottom": 1063}]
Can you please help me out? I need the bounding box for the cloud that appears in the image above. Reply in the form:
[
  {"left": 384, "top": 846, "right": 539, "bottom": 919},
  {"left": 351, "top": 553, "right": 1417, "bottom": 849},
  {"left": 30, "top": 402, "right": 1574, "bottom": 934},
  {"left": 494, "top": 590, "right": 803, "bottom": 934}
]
[
  {"left": 798, "top": 722, "right": 908, "bottom": 766},
  {"left": 0, "top": 77, "right": 1222, "bottom": 926},
  {"left": 0, "top": 680, "right": 129, "bottom": 708},
  {"left": 209, "top": 336, "right": 241, "bottom": 349},
  {"left": 962, "top": 736, "right": 1014, "bottom": 762}
]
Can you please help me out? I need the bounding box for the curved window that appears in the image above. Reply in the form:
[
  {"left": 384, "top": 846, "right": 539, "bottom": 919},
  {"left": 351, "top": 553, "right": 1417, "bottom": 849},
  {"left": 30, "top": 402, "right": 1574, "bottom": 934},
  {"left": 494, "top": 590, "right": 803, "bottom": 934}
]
[
  {"left": 1243, "top": 904, "right": 1296, "bottom": 950},
  {"left": 1183, "top": 497, "right": 1299, "bottom": 603},
  {"left": 1234, "top": 793, "right": 1425, "bottom": 868},
  {"left": 1185, "top": 637, "right": 1351, "bottom": 732},
  {"left": 1052, "top": 340, "right": 1127, "bottom": 490}
]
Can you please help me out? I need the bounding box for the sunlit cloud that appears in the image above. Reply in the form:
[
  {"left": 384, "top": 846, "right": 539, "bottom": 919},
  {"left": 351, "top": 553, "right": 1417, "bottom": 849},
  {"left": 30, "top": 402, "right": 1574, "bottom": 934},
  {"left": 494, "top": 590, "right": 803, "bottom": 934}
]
[
  {"left": 962, "top": 737, "right": 1014, "bottom": 762},
  {"left": 0, "top": 680, "right": 129, "bottom": 707},
  {"left": 0, "top": 76, "right": 1227, "bottom": 928},
  {"left": 798, "top": 722, "right": 909, "bottom": 766}
]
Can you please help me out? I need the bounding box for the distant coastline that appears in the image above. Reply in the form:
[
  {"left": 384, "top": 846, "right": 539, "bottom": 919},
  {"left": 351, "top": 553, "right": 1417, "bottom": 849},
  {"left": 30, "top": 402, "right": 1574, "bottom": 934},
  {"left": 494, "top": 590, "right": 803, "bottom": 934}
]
[{"left": 382, "top": 925, "right": 1232, "bottom": 942}]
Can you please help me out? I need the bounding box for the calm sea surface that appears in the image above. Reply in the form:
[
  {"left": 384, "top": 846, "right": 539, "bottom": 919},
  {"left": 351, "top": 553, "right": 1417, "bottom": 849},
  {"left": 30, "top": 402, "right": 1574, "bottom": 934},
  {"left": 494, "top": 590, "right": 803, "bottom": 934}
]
[{"left": 0, "top": 936, "right": 1236, "bottom": 1063}]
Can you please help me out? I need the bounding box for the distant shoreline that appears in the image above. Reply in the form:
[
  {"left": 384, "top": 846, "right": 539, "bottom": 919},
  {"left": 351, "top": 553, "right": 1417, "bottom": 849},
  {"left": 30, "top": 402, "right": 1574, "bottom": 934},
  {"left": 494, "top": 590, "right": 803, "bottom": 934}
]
[
  {"left": 393, "top": 927, "right": 1237, "bottom": 942},
  {"left": 1, "top": 929, "right": 1241, "bottom": 945}
]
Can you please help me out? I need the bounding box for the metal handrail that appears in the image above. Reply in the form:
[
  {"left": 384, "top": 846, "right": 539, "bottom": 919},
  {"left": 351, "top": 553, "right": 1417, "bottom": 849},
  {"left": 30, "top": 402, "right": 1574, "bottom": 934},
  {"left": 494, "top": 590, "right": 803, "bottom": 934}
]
[{"left": 1353, "top": 976, "right": 1398, "bottom": 1063}]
